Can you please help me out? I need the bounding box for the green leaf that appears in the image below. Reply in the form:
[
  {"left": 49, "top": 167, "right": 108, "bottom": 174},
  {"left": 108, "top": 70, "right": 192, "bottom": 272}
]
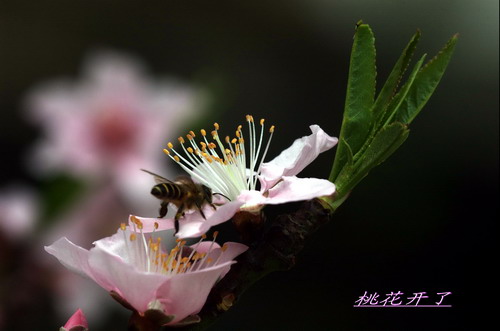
[
  {"left": 372, "top": 30, "right": 421, "bottom": 120},
  {"left": 378, "top": 53, "right": 427, "bottom": 128},
  {"left": 335, "top": 122, "right": 409, "bottom": 197},
  {"left": 330, "top": 23, "right": 376, "bottom": 181},
  {"left": 393, "top": 34, "right": 458, "bottom": 124}
]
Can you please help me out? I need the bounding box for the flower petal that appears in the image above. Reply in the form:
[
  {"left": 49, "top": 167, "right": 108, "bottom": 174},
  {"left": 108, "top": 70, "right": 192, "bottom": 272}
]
[
  {"left": 128, "top": 215, "right": 175, "bottom": 233},
  {"left": 63, "top": 308, "right": 88, "bottom": 329},
  {"left": 156, "top": 260, "right": 235, "bottom": 325},
  {"left": 263, "top": 176, "right": 336, "bottom": 205},
  {"left": 260, "top": 125, "right": 338, "bottom": 190},
  {"left": 237, "top": 190, "right": 268, "bottom": 208},
  {"left": 45, "top": 237, "right": 94, "bottom": 282},
  {"left": 88, "top": 229, "right": 169, "bottom": 313},
  {"left": 175, "top": 200, "right": 244, "bottom": 238}
]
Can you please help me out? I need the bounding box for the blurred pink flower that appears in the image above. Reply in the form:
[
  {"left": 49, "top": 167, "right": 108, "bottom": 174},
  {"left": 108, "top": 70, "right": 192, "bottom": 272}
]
[
  {"left": 45, "top": 216, "right": 247, "bottom": 326},
  {"left": 61, "top": 308, "right": 88, "bottom": 331},
  {"left": 148, "top": 118, "right": 337, "bottom": 237},
  {"left": 25, "top": 51, "right": 207, "bottom": 205},
  {"left": 0, "top": 186, "right": 38, "bottom": 241}
]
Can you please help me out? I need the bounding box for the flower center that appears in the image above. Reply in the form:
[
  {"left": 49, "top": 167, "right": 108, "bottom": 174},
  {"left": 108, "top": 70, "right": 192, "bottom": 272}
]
[
  {"left": 163, "top": 115, "right": 275, "bottom": 201},
  {"left": 92, "top": 107, "right": 139, "bottom": 154},
  {"left": 123, "top": 217, "right": 226, "bottom": 275}
]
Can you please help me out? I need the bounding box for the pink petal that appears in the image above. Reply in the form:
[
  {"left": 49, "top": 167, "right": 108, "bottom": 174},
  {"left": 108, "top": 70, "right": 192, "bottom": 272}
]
[
  {"left": 263, "top": 176, "right": 336, "bottom": 205},
  {"left": 63, "top": 308, "right": 88, "bottom": 329},
  {"left": 260, "top": 125, "right": 338, "bottom": 190},
  {"left": 88, "top": 241, "right": 168, "bottom": 313},
  {"left": 45, "top": 238, "right": 95, "bottom": 283},
  {"left": 156, "top": 261, "right": 236, "bottom": 325},
  {"left": 175, "top": 200, "right": 244, "bottom": 238},
  {"left": 128, "top": 215, "right": 175, "bottom": 233},
  {"left": 130, "top": 200, "right": 243, "bottom": 238}
]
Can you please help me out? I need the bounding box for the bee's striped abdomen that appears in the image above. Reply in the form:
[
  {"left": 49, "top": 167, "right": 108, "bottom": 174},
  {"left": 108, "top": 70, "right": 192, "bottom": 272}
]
[{"left": 151, "top": 183, "right": 184, "bottom": 200}]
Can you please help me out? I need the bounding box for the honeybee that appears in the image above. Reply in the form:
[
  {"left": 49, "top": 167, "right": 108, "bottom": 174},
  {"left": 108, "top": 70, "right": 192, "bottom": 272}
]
[{"left": 142, "top": 169, "right": 217, "bottom": 233}]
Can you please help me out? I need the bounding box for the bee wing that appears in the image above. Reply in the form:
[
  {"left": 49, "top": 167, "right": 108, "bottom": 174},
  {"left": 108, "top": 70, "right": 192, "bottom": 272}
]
[
  {"left": 141, "top": 169, "right": 175, "bottom": 184},
  {"left": 174, "top": 175, "right": 197, "bottom": 187}
]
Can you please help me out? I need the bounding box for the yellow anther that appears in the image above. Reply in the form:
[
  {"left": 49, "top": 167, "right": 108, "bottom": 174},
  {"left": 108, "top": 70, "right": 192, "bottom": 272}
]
[
  {"left": 208, "top": 143, "right": 217, "bottom": 149},
  {"left": 235, "top": 131, "right": 240, "bottom": 138},
  {"left": 225, "top": 148, "right": 231, "bottom": 154},
  {"left": 130, "top": 215, "right": 142, "bottom": 226},
  {"left": 270, "top": 125, "right": 275, "bottom": 133},
  {"left": 201, "top": 129, "right": 206, "bottom": 136},
  {"left": 246, "top": 115, "right": 251, "bottom": 122},
  {"left": 206, "top": 258, "right": 213, "bottom": 264},
  {"left": 260, "top": 118, "right": 265, "bottom": 125},
  {"left": 130, "top": 233, "right": 137, "bottom": 241},
  {"left": 167, "top": 142, "right": 174, "bottom": 149},
  {"left": 189, "top": 130, "right": 196, "bottom": 137},
  {"left": 120, "top": 223, "right": 127, "bottom": 231},
  {"left": 154, "top": 222, "right": 159, "bottom": 230},
  {"left": 186, "top": 134, "right": 193, "bottom": 140},
  {"left": 239, "top": 138, "right": 244, "bottom": 144},
  {"left": 237, "top": 125, "right": 242, "bottom": 131},
  {"left": 231, "top": 138, "right": 237, "bottom": 144},
  {"left": 174, "top": 155, "right": 180, "bottom": 162},
  {"left": 211, "top": 130, "right": 218, "bottom": 137},
  {"left": 221, "top": 243, "right": 229, "bottom": 252},
  {"left": 187, "top": 147, "right": 194, "bottom": 153},
  {"left": 178, "top": 136, "right": 185, "bottom": 144},
  {"left": 202, "top": 234, "right": 207, "bottom": 239},
  {"left": 214, "top": 122, "right": 219, "bottom": 130},
  {"left": 213, "top": 231, "right": 219, "bottom": 238},
  {"left": 225, "top": 136, "right": 230, "bottom": 143},
  {"left": 163, "top": 148, "right": 170, "bottom": 155}
]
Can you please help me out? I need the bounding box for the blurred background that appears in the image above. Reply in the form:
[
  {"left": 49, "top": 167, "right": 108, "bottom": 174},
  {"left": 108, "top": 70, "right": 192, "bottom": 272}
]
[{"left": 0, "top": 0, "right": 497, "bottom": 330}]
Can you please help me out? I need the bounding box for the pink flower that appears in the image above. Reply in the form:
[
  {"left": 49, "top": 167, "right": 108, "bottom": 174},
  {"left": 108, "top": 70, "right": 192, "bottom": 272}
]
[
  {"left": 147, "top": 116, "right": 337, "bottom": 237},
  {"left": 61, "top": 309, "right": 88, "bottom": 331},
  {"left": 25, "top": 51, "right": 207, "bottom": 205},
  {"left": 45, "top": 216, "right": 248, "bottom": 326}
]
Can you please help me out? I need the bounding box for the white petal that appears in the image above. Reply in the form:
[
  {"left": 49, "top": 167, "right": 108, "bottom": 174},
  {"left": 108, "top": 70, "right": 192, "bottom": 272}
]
[
  {"left": 263, "top": 176, "right": 336, "bottom": 204},
  {"left": 260, "top": 125, "right": 338, "bottom": 190}
]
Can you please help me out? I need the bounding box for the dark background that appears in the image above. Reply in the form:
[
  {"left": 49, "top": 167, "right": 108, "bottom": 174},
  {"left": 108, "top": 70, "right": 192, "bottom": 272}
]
[{"left": 1, "top": 0, "right": 497, "bottom": 330}]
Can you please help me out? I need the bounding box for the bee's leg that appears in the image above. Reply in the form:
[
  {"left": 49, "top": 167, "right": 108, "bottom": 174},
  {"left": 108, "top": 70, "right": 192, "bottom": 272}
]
[
  {"left": 194, "top": 201, "right": 207, "bottom": 220},
  {"left": 174, "top": 204, "right": 185, "bottom": 234},
  {"left": 159, "top": 202, "right": 169, "bottom": 218}
]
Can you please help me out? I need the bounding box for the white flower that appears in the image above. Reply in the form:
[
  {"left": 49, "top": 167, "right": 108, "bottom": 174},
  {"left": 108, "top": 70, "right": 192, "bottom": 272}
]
[{"left": 146, "top": 115, "right": 338, "bottom": 238}]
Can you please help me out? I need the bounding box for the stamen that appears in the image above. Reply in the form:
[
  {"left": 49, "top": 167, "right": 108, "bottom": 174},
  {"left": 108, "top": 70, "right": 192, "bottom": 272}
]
[{"left": 161, "top": 115, "right": 275, "bottom": 201}]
